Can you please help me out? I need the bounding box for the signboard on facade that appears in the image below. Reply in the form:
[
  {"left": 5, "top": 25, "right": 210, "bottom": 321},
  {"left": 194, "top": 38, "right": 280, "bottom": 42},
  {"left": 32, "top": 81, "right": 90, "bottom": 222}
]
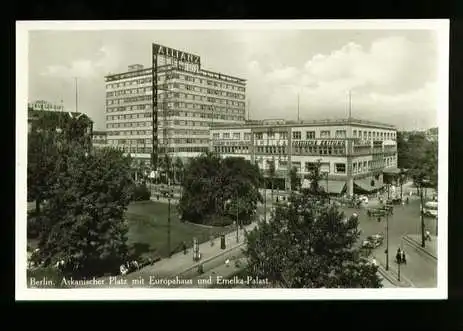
[{"left": 152, "top": 43, "right": 201, "bottom": 66}]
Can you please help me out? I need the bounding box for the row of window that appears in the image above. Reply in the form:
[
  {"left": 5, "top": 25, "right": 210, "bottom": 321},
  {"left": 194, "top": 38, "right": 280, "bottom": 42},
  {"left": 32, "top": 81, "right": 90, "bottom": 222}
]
[
  {"left": 107, "top": 109, "right": 244, "bottom": 122},
  {"left": 106, "top": 102, "right": 245, "bottom": 114},
  {"left": 215, "top": 132, "right": 252, "bottom": 140},
  {"left": 353, "top": 129, "right": 395, "bottom": 140},
  {"left": 106, "top": 84, "right": 245, "bottom": 101},
  {"left": 214, "top": 146, "right": 250, "bottom": 154},
  {"left": 106, "top": 75, "right": 245, "bottom": 92}
]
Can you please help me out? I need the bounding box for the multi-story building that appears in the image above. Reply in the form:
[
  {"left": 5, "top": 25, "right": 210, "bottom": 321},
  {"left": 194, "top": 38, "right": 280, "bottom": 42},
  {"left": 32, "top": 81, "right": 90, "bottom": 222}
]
[
  {"left": 92, "top": 130, "right": 107, "bottom": 149},
  {"left": 104, "top": 43, "right": 246, "bottom": 168},
  {"left": 210, "top": 118, "right": 398, "bottom": 197}
]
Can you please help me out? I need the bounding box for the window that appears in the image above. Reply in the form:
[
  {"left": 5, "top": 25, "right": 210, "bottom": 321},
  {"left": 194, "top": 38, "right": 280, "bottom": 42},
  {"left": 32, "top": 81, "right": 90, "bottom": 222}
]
[
  {"left": 223, "top": 132, "right": 230, "bottom": 139},
  {"left": 268, "top": 131, "right": 275, "bottom": 139},
  {"left": 244, "top": 133, "right": 251, "bottom": 140},
  {"left": 305, "top": 162, "right": 318, "bottom": 172},
  {"left": 320, "top": 130, "right": 331, "bottom": 138},
  {"left": 255, "top": 132, "right": 263, "bottom": 140},
  {"left": 353, "top": 130, "right": 357, "bottom": 138},
  {"left": 212, "top": 133, "right": 219, "bottom": 139},
  {"left": 233, "top": 132, "right": 240, "bottom": 140},
  {"left": 335, "top": 130, "right": 346, "bottom": 138},
  {"left": 335, "top": 163, "right": 346, "bottom": 173},
  {"left": 292, "top": 131, "right": 301, "bottom": 140},
  {"left": 306, "top": 131, "right": 315, "bottom": 139}
]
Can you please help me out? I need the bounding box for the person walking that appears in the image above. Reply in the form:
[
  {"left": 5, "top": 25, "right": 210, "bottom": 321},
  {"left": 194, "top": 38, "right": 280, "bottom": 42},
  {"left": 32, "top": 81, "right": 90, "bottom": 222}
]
[
  {"left": 425, "top": 230, "right": 432, "bottom": 241},
  {"left": 400, "top": 249, "right": 407, "bottom": 264},
  {"left": 396, "top": 248, "right": 402, "bottom": 264}
]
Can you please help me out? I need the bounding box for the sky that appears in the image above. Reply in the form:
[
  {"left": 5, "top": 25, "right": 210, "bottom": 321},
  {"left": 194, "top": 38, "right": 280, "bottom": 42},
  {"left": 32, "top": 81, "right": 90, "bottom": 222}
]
[{"left": 28, "top": 27, "right": 441, "bottom": 131}]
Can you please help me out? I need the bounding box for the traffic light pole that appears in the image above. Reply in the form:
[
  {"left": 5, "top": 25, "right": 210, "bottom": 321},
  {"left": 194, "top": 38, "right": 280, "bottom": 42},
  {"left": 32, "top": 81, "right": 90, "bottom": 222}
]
[
  {"left": 420, "top": 185, "right": 426, "bottom": 248},
  {"left": 385, "top": 211, "right": 389, "bottom": 271}
]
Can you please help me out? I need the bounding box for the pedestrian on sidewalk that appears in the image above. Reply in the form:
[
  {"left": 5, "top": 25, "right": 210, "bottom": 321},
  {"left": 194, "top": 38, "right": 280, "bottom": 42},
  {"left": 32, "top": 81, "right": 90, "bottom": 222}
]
[
  {"left": 396, "top": 248, "right": 402, "bottom": 264},
  {"left": 182, "top": 241, "right": 187, "bottom": 255},
  {"left": 425, "top": 230, "right": 432, "bottom": 241},
  {"left": 400, "top": 250, "right": 407, "bottom": 264}
]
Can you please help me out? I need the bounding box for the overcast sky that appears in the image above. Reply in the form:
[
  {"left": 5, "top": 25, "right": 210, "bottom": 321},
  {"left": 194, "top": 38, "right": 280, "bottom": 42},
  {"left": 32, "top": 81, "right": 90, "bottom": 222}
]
[{"left": 28, "top": 28, "right": 440, "bottom": 131}]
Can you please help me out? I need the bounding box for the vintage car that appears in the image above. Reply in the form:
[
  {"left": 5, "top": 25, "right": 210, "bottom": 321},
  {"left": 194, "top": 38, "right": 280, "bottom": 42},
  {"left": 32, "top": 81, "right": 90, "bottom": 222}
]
[
  {"left": 361, "top": 233, "right": 384, "bottom": 249},
  {"left": 367, "top": 208, "right": 387, "bottom": 217}
]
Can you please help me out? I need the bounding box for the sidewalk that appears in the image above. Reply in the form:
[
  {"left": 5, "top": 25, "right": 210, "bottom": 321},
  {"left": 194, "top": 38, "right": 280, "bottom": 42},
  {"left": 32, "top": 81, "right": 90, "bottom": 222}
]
[
  {"left": 125, "top": 219, "right": 260, "bottom": 281},
  {"left": 404, "top": 234, "right": 437, "bottom": 259}
]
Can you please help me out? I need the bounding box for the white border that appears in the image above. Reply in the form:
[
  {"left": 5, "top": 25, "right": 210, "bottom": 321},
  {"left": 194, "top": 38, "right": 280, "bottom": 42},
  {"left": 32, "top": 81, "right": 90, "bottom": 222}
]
[{"left": 16, "top": 20, "right": 449, "bottom": 301}]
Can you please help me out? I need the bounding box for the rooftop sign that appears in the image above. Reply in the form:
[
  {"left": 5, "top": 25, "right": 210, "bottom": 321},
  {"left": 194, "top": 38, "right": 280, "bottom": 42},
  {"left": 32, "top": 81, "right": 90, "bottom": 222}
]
[{"left": 152, "top": 43, "right": 201, "bottom": 66}]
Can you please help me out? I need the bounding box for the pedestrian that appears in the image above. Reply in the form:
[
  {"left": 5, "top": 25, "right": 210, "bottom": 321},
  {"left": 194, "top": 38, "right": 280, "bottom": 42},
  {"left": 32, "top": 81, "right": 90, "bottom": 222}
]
[
  {"left": 182, "top": 241, "right": 187, "bottom": 255},
  {"left": 425, "top": 230, "right": 432, "bottom": 241},
  {"left": 396, "top": 248, "right": 402, "bottom": 264},
  {"left": 406, "top": 197, "right": 409, "bottom": 204},
  {"left": 400, "top": 250, "right": 407, "bottom": 264}
]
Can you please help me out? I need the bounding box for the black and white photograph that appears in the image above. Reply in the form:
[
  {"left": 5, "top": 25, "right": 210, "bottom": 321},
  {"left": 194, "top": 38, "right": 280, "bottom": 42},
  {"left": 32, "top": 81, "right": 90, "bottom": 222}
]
[{"left": 16, "top": 20, "right": 448, "bottom": 300}]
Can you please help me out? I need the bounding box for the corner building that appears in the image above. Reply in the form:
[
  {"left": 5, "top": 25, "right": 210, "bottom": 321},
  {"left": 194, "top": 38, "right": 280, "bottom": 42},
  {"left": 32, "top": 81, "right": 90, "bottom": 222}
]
[
  {"left": 104, "top": 44, "right": 246, "bottom": 167},
  {"left": 211, "top": 118, "right": 398, "bottom": 197}
]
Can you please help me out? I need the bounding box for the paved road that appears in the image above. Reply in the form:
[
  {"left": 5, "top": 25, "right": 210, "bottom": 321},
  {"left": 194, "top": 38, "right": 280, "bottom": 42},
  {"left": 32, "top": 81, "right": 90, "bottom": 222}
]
[{"left": 341, "top": 198, "right": 437, "bottom": 288}]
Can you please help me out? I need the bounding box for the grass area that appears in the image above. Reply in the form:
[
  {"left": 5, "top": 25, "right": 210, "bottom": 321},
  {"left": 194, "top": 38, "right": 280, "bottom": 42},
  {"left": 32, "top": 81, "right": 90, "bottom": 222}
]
[{"left": 125, "top": 201, "right": 231, "bottom": 259}]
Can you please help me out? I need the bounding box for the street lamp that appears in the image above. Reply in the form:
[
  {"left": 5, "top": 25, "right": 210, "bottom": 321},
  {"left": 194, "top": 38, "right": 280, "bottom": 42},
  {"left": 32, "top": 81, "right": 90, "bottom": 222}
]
[
  {"left": 420, "top": 178, "right": 430, "bottom": 248},
  {"left": 167, "top": 189, "right": 172, "bottom": 258},
  {"left": 385, "top": 209, "right": 389, "bottom": 271},
  {"left": 236, "top": 197, "right": 239, "bottom": 243}
]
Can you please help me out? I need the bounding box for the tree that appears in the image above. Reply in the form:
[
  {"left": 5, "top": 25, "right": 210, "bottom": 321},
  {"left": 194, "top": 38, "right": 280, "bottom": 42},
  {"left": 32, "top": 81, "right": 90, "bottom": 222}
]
[
  {"left": 178, "top": 153, "right": 263, "bottom": 226},
  {"left": 397, "top": 131, "right": 438, "bottom": 190},
  {"left": 35, "top": 143, "right": 134, "bottom": 277},
  {"left": 289, "top": 166, "right": 299, "bottom": 192},
  {"left": 243, "top": 194, "right": 382, "bottom": 288},
  {"left": 27, "top": 111, "right": 92, "bottom": 214},
  {"left": 173, "top": 157, "right": 184, "bottom": 185},
  {"left": 27, "top": 129, "right": 60, "bottom": 213}
]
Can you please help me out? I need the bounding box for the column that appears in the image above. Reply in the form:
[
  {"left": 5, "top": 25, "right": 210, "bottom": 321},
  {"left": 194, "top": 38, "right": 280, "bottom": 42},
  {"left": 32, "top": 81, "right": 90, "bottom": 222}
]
[{"left": 346, "top": 139, "right": 354, "bottom": 197}]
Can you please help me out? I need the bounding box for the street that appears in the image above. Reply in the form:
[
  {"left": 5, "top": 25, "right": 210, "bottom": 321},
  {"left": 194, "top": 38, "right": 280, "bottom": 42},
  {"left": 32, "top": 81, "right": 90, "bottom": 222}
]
[{"left": 341, "top": 196, "right": 437, "bottom": 288}]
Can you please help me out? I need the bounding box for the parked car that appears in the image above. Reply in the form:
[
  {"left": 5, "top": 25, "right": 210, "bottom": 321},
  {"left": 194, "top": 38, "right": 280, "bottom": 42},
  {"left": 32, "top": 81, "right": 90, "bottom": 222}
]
[
  {"left": 367, "top": 208, "right": 387, "bottom": 217},
  {"left": 424, "top": 201, "right": 438, "bottom": 217},
  {"left": 361, "top": 233, "right": 384, "bottom": 249}
]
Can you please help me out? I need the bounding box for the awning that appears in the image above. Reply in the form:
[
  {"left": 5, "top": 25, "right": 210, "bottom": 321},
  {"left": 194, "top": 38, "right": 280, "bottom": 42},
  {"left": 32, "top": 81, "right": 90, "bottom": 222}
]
[
  {"left": 301, "top": 179, "right": 346, "bottom": 194},
  {"left": 382, "top": 167, "right": 401, "bottom": 175},
  {"left": 354, "top": 178, "right": 384, "bottom": 192},
  {"left": 318, "top": 180, "right": 346, "bottom": 194}
]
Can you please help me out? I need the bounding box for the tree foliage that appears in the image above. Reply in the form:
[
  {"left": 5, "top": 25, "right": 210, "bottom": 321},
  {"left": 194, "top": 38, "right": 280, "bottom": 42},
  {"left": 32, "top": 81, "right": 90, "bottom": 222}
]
[
  {"left": 178, "top": 153, "right": 263, "bottom": 226},
  {"left": 289, "top": 166, "right": 299, "bottom": 191},
  {"left": 35, "top": 143, "right": 134, "bottom": 277},
  {"left": 397, "top": 131, "right": 438, "bottom": 189},
  {"left": 243, "top": 194, "right": 382, "bottom": 288},
  {"left": 27, "top": 111, "right": 92, "bottom": 211}
]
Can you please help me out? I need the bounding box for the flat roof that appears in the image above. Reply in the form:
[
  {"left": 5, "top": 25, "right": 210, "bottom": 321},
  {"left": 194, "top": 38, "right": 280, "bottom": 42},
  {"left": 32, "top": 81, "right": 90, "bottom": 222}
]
[{"left": 211, "top": 118, "right": 396, "bottom": 130}]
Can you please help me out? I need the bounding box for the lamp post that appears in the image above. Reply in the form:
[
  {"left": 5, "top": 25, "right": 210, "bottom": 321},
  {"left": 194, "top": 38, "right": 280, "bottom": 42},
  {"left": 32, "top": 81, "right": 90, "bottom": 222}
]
[
  {"left": 236, "top": 196, "right": 239, "bottom": 243},
  {"left": 385, "top": 210, "right": 389, "bottom": 271},
  {"left": 420, "top": 179, "right": 430, "bottom": 248},
  {"left": 167, "top": 190, "right": 172, "bottom": 257},
  {"left": 324, "top": 171, "right": 329, "bottom": 204}
]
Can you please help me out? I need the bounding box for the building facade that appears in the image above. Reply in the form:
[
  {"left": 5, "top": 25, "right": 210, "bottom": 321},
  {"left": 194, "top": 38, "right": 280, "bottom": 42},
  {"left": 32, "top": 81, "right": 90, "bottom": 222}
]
[
  {"left": 104, "top": 43, "right": 246, "bottom": 168},
  {"left": 28, "top": 100, "right": 65, "bottom": 112},
  {"left": 210, "top": 118, "right": 398, "bottom": 197},
  {"left": 92, "top": 130, "right": 107, "bottom": 149}
]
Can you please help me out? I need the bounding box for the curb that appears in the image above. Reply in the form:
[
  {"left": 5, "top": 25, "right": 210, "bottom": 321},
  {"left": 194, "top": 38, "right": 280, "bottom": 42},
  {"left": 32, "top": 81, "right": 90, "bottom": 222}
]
[
  {"left": 175, "top": 242, "right": 247, "bottom": 277},
  {"left": 375, "top": 259, "right": 414, "bottom": 287},
  {"left": 403, "top": 235, "right": 437, "bottom": 261}
]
